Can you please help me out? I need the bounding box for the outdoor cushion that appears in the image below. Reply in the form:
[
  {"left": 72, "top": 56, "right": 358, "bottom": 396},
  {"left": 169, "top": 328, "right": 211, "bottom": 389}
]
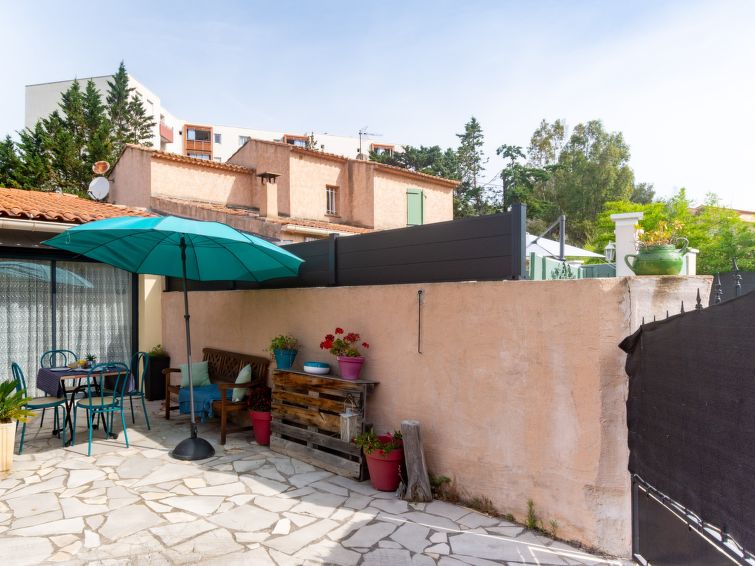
[
  {"left": 178, "top": 384, "right": 231, "bottom": 421},
  {"left": 232, "top": 364, "right": 252, "bottom": 403},
  {"left": 179, "top": 361, "right": 211, "bottom": 388}
]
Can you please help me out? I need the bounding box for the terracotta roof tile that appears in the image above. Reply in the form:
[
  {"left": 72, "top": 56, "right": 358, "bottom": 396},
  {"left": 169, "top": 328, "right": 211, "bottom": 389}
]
[
  {"left": 122, "top": 144, "right": 254, "bottom": 174},
  {"left": 155, "top": 196, "right": 371, "bottom": 234},
  {"left": 0, "top": 187, "right": 153, "bottom": 224}
]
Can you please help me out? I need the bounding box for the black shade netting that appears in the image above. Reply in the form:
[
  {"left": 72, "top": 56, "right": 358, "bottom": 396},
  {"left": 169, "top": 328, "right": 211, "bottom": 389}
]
[{"left": 620, "top": 290, "right": 755, "bottom": 553}]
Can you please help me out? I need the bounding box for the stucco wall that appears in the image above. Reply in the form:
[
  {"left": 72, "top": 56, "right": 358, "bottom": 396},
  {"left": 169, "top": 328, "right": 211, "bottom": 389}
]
[
  {"left": 372, "top": 170, "right": 454, "bottom": 229},
  {"left": 108, "top": 148, "right": 152, "bottom": 208},
  {"left": 150, "top": 159, "right": 255, "bottom": 208},
  {"left": 138, "top": 275, "right": 163, "bottom": 352},
  {"left": 228, "top": 140, "right": 291, "bottom": 216},
  {"left": 161, "top": 275, "right": 711, "bottom": 556},
  {"left": 288, "top": 153, "right": 345, "bottom": 221}
]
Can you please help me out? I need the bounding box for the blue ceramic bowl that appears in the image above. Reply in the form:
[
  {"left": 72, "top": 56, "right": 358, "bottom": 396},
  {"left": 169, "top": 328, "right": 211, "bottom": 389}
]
[{"left": 303, "top": 361, "right": 330, "bottom": 375}]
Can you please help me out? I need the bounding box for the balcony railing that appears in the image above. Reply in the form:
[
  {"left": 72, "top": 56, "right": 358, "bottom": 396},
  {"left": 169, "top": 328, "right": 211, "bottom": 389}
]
[{"left": 160, "top": 122, "right": 174, "bottom": 143}]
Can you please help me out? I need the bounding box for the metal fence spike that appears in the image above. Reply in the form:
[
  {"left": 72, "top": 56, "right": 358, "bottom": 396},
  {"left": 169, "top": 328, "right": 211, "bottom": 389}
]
[
  {"left": 653, "top": 315, "right": 656, "bottom": 322},
  {"left": 680, "top": 301, "right": 685, "bottom": 313},
  {"left": 733, "top": 257, "right": 742, "bottom": 297},
  {"left": 642, "top": 316, "right": 645, "bottom": 325},
  {"left": 695, "top": 289, "right": 703, "bottom": 310},
  {"left": 666, "top": 310, "right": 669, "bottom": 318},
  {"left": 714, "top": 272, "right": 723, "bottom": 304}
]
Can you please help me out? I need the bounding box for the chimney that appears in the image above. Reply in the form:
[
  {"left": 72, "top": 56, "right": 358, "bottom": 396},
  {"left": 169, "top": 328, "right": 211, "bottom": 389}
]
[{"left": 611, "top": 212, "right": 644, "bottom": 276}]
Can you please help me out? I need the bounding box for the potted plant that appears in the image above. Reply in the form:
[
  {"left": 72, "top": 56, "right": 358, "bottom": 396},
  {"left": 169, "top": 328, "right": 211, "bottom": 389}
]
[
  {"left": 146, "top": 344, "right": 170, "bottom": 401},
  {"left": 0, "top": 380, "right": 33, "bottom": 471},
  {"left": 84, "top": 353, "right": 97, "bottom": 369},
  {"left": 249, "top": 385, "right": 272, "bottom": 446},
  {"left": 625, "top": 221, "right": 689, "bottom": 275},
  {"left": 320, "top": 328, "right": 369, "bottom": 380},
  {"left": 268, "top": 335, "right": 298, "bottom": 370},
  {"left": 354, "top": 430, "right": 404, "bottom": 491}
]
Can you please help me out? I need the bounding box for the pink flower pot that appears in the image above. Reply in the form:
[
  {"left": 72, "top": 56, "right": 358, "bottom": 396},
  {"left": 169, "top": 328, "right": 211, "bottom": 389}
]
[
  {"left": 337, "top": 356, "right": 365, "bottom": 380},
  {"left": 250, "top": 410, "right": 272, "bottom": 446}
]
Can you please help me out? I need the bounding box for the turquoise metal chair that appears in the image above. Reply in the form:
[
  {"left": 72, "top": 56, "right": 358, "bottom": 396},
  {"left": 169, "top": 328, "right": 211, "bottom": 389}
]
[
  {"left": 72, "top": 362, "right": 130, "bottom": 456},
  {"left": 11, "top": 362, "right": 67, "bottom": 454},
  {"left": 126, "top": 352, "right": 151, "bottom": 429},
  {"left": 40, "top": 349, "right": 78, "bottom": 369},
  {"left": 38, "top": 349, "right": 79, "bottom": 428}
]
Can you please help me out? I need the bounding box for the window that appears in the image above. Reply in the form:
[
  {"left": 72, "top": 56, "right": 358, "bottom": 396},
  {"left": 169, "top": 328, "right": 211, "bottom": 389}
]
[
  {"left": 214, "top": 133, "right": 222, "bottom": 144},
  {"left": 186, "top": 128, "right": 211, "bottom": 142},
  {"left": 239, "top": 135, "right": 251, "bottom": 146},
  {"left": 0, "top": 258, "right": 134, "bottom": 396},
  {"left": 371, "top": 143, "right": 394, "bottom": 156},
  {"left": 187, "top": 152, "right": 211, "bottom": 160},
  {"left": 214, "top": 157, "right": 222, "bottom": 162},
  {"left": 407, "top": 188, "right": 424, "bottom": 226},
  {"left": 283, "top": 134, "right": 308, "bottom": 148},
  {"left": 326, "top": 186, "right": 338, "bottom": 215}
]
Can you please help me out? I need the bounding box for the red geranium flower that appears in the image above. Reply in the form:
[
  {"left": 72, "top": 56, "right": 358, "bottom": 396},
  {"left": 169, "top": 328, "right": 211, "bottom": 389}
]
[
  {"left": 325, "top": 334, "right": 335, "bottom": 341},
  {"left": 335, "top": 327, "right": 344, "bottom": 334},
  {"left": 323, "top": 339, "right": 334, "bottom": 349},
  {"left": 362, "top": 342, "right": 369, "bottom": 348}
]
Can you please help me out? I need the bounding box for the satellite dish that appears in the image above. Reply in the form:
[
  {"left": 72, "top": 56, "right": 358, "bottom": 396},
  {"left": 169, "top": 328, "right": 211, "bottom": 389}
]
[
  {"left": 88, "top": 177, "right": 110, "bottom": 201},
  {"left": 92, "top": 161, "right": 110, "bottom": 175}
]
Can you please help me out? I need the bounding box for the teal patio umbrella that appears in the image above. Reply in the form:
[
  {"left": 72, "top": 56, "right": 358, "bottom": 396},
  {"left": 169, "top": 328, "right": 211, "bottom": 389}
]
[{"left": 44, "top": 215, "right": 303, "bottom": 460}]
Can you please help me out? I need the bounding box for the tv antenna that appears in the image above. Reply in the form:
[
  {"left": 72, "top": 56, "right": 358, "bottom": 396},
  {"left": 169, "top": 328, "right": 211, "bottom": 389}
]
[{"left": 358, "top": 127, "right": 381, "bottom": 157}]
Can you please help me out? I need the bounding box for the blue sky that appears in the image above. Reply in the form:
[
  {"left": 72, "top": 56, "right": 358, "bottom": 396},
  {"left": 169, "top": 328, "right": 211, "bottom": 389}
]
[{"left": 2, "top": 0, "right": 754, "bottom": 209}]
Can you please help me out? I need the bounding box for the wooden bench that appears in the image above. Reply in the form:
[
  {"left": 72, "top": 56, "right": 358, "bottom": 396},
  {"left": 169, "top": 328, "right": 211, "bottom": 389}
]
[{"left": 163, "top": 347, "right": 269, "bottom": 444}]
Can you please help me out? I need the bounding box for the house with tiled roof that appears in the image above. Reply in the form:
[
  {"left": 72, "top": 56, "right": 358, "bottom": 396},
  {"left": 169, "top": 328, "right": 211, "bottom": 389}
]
[
  {"left": 108, "top": 141, "right": 457, "bottom": 243},
  {"left": 0, "top": 188, "right": 163, "bottom": 390}
]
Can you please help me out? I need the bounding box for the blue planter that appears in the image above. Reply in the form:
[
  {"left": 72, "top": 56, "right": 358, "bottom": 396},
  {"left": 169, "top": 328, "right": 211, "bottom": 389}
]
[{"left": 274, "top": 349, "right": 297, "bottom": 370}]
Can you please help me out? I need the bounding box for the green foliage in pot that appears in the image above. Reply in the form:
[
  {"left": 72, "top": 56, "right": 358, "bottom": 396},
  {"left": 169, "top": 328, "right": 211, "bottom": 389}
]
[
  {"left": 353, "top": 430, "right": 402, "bottom": 455},
  {"left": 0, "top": 381, "right": 33, "bottom": 424},
  {"left": 268, "top": 335, "right": 298, "bottom": 352},
  {"left": 249, "top": 385, "right": 272, "bottom": 413},
  {"left": 85, "top": 353, "right": 97, "bottom": 362},
  {"left": 148, "top": 344, "right": 168, "bottom": 357}
]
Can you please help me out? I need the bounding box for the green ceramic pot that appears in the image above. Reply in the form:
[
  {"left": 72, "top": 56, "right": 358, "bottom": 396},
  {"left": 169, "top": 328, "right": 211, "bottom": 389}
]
[{"left": 624, "top": 238, "right": 688, "bottom": 275}]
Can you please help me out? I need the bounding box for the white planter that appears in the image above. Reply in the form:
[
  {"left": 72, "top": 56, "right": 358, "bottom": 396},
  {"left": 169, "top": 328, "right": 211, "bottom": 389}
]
[{"left": 0, "top": 421, "right": 16, "bottom": 472}]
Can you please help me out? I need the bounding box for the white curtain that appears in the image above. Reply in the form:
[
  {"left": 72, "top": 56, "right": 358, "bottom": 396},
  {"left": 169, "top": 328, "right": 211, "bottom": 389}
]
[
  {"left": 0, "top": 260, "right": 52, "bottom": 395},
  {"left": 56, "top": 262, "right": 132, "bottom": 371}
]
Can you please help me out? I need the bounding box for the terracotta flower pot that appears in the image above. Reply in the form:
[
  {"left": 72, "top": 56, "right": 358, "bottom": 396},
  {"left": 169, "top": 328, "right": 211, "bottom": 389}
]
[
  {"left": 337, "top": 356, "right": 365, "bottom": 380},
  {"left": 365, "top": 443, "right": 404, "bottom": 492},
  {"left": 250, "top": 410, "right": 272, "bottom": 446},
  {"left": 0, "top": 421, "right": 16, "bottom": 472}
]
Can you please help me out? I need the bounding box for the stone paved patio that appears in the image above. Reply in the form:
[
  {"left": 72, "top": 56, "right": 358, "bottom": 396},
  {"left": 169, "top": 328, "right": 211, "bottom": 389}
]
[{"left": 0, "top": 401, "right": 624, "bottom": 565}]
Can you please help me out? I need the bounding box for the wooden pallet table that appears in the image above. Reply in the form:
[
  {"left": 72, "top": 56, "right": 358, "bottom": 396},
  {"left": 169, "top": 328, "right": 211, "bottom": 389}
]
[{"left": 270, "top": 369, "right": 379, "bottom": 479}]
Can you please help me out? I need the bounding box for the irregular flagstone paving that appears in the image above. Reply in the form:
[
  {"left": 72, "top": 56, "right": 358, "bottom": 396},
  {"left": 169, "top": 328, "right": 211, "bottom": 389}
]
[{"left": 0, "top": 401, "right": 626, "bottom": 565}]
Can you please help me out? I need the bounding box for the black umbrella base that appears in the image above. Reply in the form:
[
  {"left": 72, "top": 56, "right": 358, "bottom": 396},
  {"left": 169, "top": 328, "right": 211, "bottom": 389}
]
[{"left": 170, "top": 435, "right": 215, "bottom": 461}]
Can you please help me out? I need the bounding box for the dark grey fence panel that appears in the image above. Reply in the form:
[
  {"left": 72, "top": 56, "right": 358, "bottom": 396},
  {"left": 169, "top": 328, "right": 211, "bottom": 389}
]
[{"left": 166, "top": 205, "right": 526, "bottom": 291}]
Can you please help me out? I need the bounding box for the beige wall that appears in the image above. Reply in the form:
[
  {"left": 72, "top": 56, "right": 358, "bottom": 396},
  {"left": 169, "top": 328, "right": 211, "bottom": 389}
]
[
  {"left": 150, "top": 159, "right": 255, "bottom": 208},
  {"left": 228, "top": 140, "right": 291, "bottom": 216},
  {"left": 372, "top": 170, "right": 454, "bottom": 229},
  {"left": 161, "top": 275, "right": 711, "bottom": 556},
  {"left": 138, "top": 275, "right": 163, "bottom": 352},
  {"left": 288, "top": 153, "right": 345, "bottom": 221},
  {"left": 108, "top": 148, "right": 153, "bottom": 208}
]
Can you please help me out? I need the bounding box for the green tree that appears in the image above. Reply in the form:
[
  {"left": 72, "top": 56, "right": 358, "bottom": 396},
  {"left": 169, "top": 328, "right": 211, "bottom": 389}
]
[
  {"left": 106, "top": 61, "right": 155, "bottom": 160},
  {"left": 16, "top": 123, "right": 53, "bottom": 189},
  {"left": 0, "top": 136, "right": 22, "bottom": 188},
  {"left": 369, "top": 144, "right": 459, "bottom": 180},
  {"left": 82, "top": 79, "right": 112, "bottom": 165},
  {"left": 592, "top": 190, "right": 755, "bottom": 274},
  {"left": 455, "top": 117, "right": 489, "bottom": 217},
  {"left": 495, "top": 144, "right": 551, "bottom": 215}
]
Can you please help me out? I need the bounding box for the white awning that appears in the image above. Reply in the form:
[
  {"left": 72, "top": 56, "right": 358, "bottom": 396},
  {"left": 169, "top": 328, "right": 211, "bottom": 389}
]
[{"left": 526, "top": 233, "right": 603, "bottom": 258}]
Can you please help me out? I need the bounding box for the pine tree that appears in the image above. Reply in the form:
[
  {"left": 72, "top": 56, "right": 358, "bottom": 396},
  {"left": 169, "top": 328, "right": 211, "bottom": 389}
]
[
  {"left": 17, "top": 123, "right": 52, "bottom": 189},
  {"left": 43, "top": 111, "right": 83, "bottom": 194},
  {"left": 82, "top": 79, "right": 111, "bottom": 165},
  {"left": 55, "top": 80, "right": 90, "bottom": 192},
  {"left": 455, "top": 117, "right": 489, "bottom": 217},
  {"left": 106, "top": 61, "right": 155, "bottom": 161},
  {"left": 0, "top": 136, "right": 22, "bottom": 188}
]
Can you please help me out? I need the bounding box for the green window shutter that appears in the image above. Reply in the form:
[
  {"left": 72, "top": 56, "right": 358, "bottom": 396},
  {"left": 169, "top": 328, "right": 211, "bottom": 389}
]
[{"left": 407, "top": 188, "right": 424, "bottom": 226}]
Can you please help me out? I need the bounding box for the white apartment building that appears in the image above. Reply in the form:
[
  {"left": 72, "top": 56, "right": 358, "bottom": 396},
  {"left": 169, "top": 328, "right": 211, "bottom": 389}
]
[{"left": 25, "top": 74, "right": 400, "bottom": 163}]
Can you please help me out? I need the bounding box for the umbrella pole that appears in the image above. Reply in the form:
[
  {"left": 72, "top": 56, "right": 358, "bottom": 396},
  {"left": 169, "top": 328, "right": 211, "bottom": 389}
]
[{"left": 170, "top": 237, "right": 215, "bottom": 461}]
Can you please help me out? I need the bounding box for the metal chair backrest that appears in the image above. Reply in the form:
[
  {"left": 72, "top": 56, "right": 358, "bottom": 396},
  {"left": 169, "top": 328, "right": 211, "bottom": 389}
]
[
  {"left": 40, "top": 350, "right": 78, "bottom": 369},
  {"left": 130, "top": 352, "right": 149, "bottom": 393},
  {"left": 11, "top": 362, "right": 27, "bottom": 395},
  {"left": 85, "top": 362, "right": 130, "bottom": 407}
]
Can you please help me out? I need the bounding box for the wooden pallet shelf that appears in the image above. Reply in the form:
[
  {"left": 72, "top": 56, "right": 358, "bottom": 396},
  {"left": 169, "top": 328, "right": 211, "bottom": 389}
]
[{"left": 270, "top": 369, "right": 378, "bottom": 479}]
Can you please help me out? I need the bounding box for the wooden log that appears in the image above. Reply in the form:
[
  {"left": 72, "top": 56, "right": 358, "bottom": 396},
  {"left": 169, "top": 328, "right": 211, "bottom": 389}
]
[{"left": 400, "top": 420, "right": 432, "bottom": 502}]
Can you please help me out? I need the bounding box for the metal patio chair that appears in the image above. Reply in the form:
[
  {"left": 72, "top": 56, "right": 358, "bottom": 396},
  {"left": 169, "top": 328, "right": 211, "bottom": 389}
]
[
  {"left": 38, "top": 349, "right": 79, "bottom": 428},
  {"left": 72, "top": 362, "right": 130, "bottom": 456},
  {"left": 11, "top": 362, "right": 67, "bottom": 454},
  {"left": 125, "top": 352, "right": 151, "bottom": 429}
]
